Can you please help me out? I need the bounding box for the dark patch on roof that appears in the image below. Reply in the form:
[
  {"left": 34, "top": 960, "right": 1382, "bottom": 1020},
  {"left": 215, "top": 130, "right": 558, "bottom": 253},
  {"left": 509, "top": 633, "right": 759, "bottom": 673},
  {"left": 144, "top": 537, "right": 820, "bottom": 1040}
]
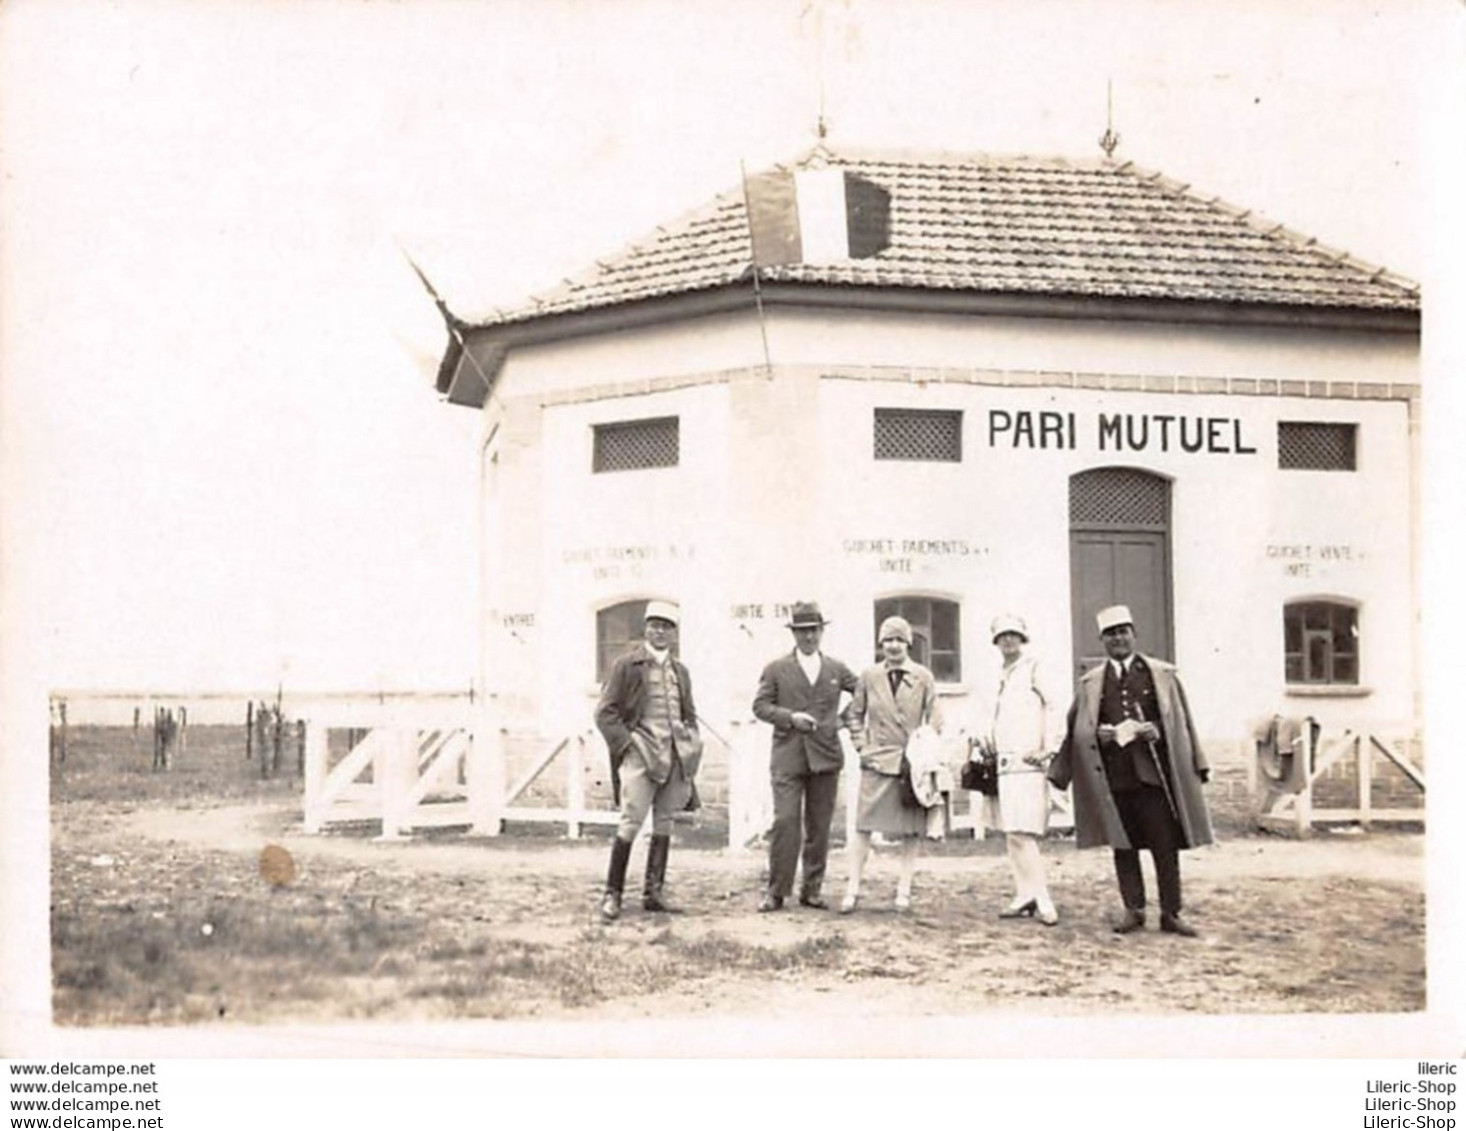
[{"left": 469, "top": 148, "right": 1418, "bottom": 330}]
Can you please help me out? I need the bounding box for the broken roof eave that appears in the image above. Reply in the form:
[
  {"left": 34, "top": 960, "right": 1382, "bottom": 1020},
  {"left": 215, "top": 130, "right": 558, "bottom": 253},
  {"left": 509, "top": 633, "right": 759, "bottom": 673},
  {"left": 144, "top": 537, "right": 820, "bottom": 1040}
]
[{"left": 436, "top": 281, "right": 1420, "bottom": 409}]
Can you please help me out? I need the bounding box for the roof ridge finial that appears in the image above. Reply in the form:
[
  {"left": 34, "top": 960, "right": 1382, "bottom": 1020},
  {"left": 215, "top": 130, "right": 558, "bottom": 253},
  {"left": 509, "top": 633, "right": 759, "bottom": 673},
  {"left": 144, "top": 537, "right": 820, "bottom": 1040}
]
[
  {"left": 1099, "top": 79, "right": 1121, "bottom": 160},
  {"left": 809, "top": 116, "right": 834, "bottom": 167}
]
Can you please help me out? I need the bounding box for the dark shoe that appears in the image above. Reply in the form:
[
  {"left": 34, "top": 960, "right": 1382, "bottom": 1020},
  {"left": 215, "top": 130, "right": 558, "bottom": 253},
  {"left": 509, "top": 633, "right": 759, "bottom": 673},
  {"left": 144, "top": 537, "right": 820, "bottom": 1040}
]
[
  {"left": 1160, "top": 912, "right": 1198, "bottom": 937},
  {"left": 999, "top": 898, "right": 1038, "bottom": 920},
  {"left": 642, "top": 834, "right": 681, "bottom": 913},
  {"left": 1112, "top": 908, "right": 1146, "bottom": 934},
  {"left": 798, "top": 893, "right": 829, "bottom": 910},
  {"left": 643, "top": 890, "right": 681, "bottom": 913},
  {"left": 758, "top": 893, "right": 785, "bottom": 913},
  {"left": 598, "top": 890, "right": 622, "bottom": 923}
]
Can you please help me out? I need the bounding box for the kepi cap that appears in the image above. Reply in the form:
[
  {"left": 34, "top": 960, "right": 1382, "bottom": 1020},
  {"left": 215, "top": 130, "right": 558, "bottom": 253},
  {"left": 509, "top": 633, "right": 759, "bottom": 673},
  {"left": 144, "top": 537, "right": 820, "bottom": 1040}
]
[
  {"left": 644, "top": 599, "right": 680, "bottom": 628},
  {"left": 1096, "top": 604, "right": 1134, "bottom": 634}
]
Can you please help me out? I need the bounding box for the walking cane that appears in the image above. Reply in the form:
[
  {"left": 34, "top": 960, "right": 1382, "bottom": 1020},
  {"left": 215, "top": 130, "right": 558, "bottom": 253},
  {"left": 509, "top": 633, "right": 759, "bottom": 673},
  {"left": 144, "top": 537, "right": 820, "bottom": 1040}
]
[{"left": 1134, "top": 703, "right": 1181, "bottom": 823}]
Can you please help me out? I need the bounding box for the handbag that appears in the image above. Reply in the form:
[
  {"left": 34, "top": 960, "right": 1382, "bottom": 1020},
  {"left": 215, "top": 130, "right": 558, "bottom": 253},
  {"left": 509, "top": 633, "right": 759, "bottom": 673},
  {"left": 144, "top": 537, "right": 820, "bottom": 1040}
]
[
  {"left": 960, "top": 752, "right": 999, "bottom": 798},
  {"left": 897, "top": 753, "right": 924, "bottom": 809}
]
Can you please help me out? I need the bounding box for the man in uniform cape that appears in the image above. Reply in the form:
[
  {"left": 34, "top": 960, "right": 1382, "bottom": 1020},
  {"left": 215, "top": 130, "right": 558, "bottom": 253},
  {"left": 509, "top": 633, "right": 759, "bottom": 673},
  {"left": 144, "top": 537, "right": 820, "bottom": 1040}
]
[{"left": 1048, "top": 605, "right": 1213, "bottom": 936}]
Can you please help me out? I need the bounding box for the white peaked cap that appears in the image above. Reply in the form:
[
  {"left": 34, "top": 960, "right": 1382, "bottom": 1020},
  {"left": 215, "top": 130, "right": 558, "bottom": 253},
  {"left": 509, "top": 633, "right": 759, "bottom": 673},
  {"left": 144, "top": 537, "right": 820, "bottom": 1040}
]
[
  {"left": 644, "top": 600, "right": 681, "bottom": 627},
  {"left": 1096, "top": 605, "right": 1134, "bottom": 633}
]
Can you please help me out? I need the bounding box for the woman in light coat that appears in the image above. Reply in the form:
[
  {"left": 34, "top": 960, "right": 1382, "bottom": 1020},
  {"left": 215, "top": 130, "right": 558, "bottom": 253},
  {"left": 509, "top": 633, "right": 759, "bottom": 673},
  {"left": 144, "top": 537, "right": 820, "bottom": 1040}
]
[
  {"left": 978, "top": 614, "right": 1060, "bottom": 926},
  {"left": 841, "top": 615, "right": 944, "bottom": 913}
]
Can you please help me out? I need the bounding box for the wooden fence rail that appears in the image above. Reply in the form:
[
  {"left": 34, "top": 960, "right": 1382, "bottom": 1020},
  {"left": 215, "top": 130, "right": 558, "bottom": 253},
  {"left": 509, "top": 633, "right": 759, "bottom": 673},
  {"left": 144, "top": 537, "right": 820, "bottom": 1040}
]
[
  {"left": 300, "top": 709, "right": 1071, "bottom": 846},
  {"left": 1256, "top": 722, "right": 1424, "bottom": 836}
]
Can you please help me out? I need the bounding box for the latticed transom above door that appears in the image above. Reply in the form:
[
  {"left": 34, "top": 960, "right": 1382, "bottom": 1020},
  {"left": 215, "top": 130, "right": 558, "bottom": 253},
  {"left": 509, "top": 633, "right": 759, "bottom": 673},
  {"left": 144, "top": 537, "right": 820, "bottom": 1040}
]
[{"left": 1069, "top": 468, "right": 1170, "bottom": 527}]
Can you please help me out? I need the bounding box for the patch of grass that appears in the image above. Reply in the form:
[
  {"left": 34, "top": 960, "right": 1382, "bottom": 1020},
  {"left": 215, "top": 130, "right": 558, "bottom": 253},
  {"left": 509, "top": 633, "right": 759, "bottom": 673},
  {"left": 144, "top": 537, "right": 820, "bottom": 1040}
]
[
  {"left": 666, "top": 930, "right": 847, "bottom": 972},
  {"left": 49, "top": 726, "right": 1426, "bottom": 1025},
  {"left": 51, "top": 727, "right": 300, "bottom": 806}
]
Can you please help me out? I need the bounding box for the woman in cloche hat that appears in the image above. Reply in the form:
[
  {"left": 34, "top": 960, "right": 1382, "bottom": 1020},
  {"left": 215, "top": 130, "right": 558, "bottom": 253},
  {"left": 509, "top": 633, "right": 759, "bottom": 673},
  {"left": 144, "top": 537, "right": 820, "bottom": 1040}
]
[
  {"left": 976, "top": 614, "right": 1061, "bottom": 926},
  {"left": 841, "top": 614, "right": 944, "bottom": 913}
]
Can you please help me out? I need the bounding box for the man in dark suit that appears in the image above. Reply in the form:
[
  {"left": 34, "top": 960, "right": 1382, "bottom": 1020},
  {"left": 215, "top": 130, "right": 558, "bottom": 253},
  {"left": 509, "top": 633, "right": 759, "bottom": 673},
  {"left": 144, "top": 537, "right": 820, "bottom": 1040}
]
[{"left": 751, "top": 602, "right": 859, "bottom": 911}]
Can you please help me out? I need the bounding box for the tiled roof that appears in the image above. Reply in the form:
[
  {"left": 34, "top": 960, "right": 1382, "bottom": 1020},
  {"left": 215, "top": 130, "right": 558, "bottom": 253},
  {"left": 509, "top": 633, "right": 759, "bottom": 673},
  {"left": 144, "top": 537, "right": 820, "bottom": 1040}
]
[{"left": 469, "top": 148, "right": 1417, "bottom": 328}]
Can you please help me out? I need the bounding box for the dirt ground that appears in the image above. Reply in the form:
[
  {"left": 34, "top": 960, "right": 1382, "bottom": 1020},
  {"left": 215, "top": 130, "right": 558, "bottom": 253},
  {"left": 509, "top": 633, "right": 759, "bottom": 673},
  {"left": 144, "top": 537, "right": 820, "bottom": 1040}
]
[{"left": 51, "top": 792, "right": 1425, "bottom": 1027}]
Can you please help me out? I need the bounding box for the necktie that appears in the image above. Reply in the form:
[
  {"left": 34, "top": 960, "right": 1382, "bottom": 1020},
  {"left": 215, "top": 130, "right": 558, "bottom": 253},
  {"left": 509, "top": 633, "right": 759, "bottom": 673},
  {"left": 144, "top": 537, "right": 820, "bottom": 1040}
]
[{"left": 888, "top": 669, "right": 904, "bottom": 696}]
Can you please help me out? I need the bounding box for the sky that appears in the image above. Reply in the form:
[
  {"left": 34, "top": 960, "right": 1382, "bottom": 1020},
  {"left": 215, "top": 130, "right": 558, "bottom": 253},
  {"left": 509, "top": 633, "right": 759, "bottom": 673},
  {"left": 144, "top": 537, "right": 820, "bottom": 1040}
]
[{"left": 0, "top": 0, "right": 1450, "bottom": 697}]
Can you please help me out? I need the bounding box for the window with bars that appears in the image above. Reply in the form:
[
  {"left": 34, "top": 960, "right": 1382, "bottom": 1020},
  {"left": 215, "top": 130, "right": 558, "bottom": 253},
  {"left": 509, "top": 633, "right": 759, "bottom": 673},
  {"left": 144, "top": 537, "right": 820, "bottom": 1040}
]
[
  {"left": 1278, "top": 421, "right": 1357, "bottom": 471},
  {"left": 873, "top": 596, "right": 961, "bottom": 682},
  {"left": 593, "top": 416, "right": 679, "bottom": 473},
  {"left": 873, "top": 409, "right": 962, "bottom": 462},
  {"left": 1284, "top": 600, "right": 1359, "bottom": 685},
  {"left": 1069, "top": 467, "right": 1170, "bottom": 527}
]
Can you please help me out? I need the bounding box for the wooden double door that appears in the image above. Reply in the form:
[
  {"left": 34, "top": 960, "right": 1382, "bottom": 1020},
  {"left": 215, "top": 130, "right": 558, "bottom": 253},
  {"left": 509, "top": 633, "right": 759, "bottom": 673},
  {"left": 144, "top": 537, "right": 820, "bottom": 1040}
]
[{"left": 1068, "top": 468, "right": 1174, "bottom": 681}]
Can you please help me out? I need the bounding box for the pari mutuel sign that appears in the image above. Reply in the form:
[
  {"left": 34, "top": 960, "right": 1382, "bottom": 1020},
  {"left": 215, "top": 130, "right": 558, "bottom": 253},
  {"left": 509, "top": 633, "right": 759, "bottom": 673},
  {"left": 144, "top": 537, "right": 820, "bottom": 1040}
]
[{"left": 987, "top": 409, "right": 1257, "bottom": 454}]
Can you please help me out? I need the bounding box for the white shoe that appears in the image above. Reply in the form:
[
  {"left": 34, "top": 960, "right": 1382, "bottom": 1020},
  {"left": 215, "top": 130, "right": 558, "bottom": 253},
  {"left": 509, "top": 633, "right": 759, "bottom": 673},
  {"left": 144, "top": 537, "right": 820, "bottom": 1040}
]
[
  {"left": 839, "top": 891, "right": 860, "bottom": 914},
  {"left": 894, "top": 892, "right": 911, "bottom": 913},
  {"left": 1036, "top": 897, "right": 1059, "bottom": 927}
]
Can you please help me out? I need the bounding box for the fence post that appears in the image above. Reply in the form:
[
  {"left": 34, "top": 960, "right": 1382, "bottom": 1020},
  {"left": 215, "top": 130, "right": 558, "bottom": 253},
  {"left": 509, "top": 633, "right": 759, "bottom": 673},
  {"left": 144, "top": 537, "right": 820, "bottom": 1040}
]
[
  {"left": 1295, "top": 725, "right": 1314, "bottom": 837},
  {"left": 246, "top": 701, "right": 254, "bottom": 761},
  {"left": 726, "top": 722, "right": 746, "bottom": 851},
  {"left": 258, "top": 704, "right": 271, "bottom": 779},
  {"left": 566, "top": 732, "right": 585, "bottom": 840},
  {"left": 376, "top": 728, "right": 417, "bottom": 841},
  {"left": 843, "top": 730, "right": 859, "bottom": 853},
  {"left": 465, "top": 716, "right": 492, "bottom": 835},
  {"left": 470, "top": 701, "right": 505, "bottom": 838},
  {"left": 302, "top": 721, "right": 327, "bottom": 833},
  {"left": 1358, "top": 733, "right": 1373, "bottom": 831}
]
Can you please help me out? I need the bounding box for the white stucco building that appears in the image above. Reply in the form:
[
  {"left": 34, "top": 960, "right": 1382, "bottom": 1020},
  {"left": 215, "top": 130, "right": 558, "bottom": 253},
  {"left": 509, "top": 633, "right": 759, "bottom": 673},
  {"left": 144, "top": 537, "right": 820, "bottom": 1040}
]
[{"left": 431, "top": 147, "right": 1420, "bottom": 820}]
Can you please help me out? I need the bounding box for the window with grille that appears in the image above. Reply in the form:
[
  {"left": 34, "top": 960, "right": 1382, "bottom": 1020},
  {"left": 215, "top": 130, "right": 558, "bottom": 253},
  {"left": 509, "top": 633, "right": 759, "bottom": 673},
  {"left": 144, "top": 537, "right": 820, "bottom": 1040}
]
[
  {"left": 1284, "top": 600, "right": 1358, "bottom": 685},
  {"left": 873, "top": 596, "right": 961, "bottom": 682},
  {"left": 596, "top": 599, "right": 681, "bottom": 684},
  {"left": 873, "top": 409, "right": 962, "bottom": 462},
  {"left": 1069, "top": 467, "right": 1170, "bottom": 527},
  {"left": 1278, "top": 422, "right": 1357, "bottom": 471},
  {"left": 593, "top": 416, "right": 679, "bottom": 473}
]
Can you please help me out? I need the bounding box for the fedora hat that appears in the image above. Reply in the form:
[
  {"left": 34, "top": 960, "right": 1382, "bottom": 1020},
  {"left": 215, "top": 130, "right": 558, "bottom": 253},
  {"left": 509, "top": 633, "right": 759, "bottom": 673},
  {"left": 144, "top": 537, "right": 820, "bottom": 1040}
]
[
  {"left": 785, "top": 601, "right": 830, "bottom": 629},
  {"left": 643, "top": 599, "right": 680, "bottom": 627},
  {"left": 990, "top": 614, "right": 1029, "bottom": 644},
  {"left": 1095, "top": 604, "right": 1134, "bottom": 634}
]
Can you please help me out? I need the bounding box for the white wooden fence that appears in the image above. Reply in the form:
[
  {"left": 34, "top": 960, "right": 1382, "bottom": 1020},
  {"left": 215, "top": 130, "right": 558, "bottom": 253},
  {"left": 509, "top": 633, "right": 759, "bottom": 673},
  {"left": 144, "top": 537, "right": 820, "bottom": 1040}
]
[
  {"left": 301, "top": 705, "right": 620, "bottom": 840},
  {"left": 1256, "top": 721, "right": 1424, "bottom": 835},
  {"left": 497, "top": 728, "right": 619, "bottom": 838},
  {"left": 302, "top": 708, "right": 1069, "bottom": 845},
  {"left": 301, "top": 701, "right": 487, "bottom": 838}
]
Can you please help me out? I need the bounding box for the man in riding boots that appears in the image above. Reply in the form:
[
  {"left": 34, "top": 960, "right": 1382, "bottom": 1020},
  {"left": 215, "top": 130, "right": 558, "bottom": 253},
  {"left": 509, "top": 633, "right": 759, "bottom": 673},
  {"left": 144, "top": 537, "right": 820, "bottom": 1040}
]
[{"left": 594, "top": 600, "right": 702, "bottom": 923}]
